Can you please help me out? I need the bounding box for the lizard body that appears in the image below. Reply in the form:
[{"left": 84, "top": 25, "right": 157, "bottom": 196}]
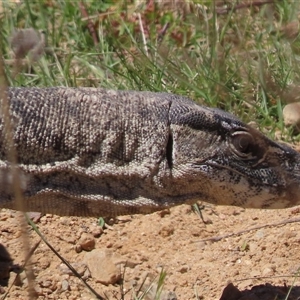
[{"left": 0, "top": 87, "right": 300, "bottom": 216}]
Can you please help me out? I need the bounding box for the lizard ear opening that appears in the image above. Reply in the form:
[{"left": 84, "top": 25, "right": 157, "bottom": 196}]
[{"left": 166, "top": 133, "right": 173, "bottom": 169}]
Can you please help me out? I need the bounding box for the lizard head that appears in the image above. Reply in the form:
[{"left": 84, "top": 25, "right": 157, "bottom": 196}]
[
  {"left": 169, "top": 100, "right": 300, "bottom": 209},
  {"left": 204, "top": 125, "right": 300, "bottom": 208}
]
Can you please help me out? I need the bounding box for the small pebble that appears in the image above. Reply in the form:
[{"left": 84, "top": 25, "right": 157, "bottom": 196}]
[{"left": 78, "top": 233, "right": 95, "bottom": 251}]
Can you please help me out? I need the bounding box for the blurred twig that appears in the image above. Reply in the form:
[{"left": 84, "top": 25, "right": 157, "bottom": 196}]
[
  {"left": 216, "top": 0, "right": 275, "bottom": 15},
  {"left": 79, "top": 1, "right": 99, "bottom": 45}
]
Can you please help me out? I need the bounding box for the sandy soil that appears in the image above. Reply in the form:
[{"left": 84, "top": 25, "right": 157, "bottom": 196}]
[{"left": 1, "top": 202, "right": 300, "bottom": 300}]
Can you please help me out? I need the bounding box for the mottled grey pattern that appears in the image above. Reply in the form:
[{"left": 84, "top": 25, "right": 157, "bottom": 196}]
[{"left": 0, "top": 87, "right": 300, "bottom": 216}]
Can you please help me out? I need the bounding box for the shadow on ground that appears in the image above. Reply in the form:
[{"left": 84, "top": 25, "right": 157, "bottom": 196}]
[{"left": 221, "top": 282, "right": 300, "bottom": 300}]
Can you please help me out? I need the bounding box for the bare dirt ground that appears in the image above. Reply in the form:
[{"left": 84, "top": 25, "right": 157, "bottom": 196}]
[{"left": 1, "top": 202, "right": 300, "bottom": 300}]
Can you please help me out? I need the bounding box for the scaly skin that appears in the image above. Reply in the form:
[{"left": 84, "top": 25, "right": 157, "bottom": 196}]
[{"left": 0, "top": 87, "right": 299, "bottom": 216}]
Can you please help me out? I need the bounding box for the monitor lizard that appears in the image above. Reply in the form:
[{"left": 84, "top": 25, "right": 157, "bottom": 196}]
[{"left": 0, "top": 87, "right": 300, "bottom": 217}]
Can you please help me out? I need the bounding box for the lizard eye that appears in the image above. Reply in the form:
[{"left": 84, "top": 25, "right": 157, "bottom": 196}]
[{"left": 231, "top": 131, "right": 254, "bottom": 158}]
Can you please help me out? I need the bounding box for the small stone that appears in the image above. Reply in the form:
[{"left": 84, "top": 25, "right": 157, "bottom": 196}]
[
  {"left": 39, "top": 280, "right": 52, "bottom": 288},
  {"left": 61, "top": 279, "right": 69, "bottom": 291},
  {"left": 84, "top": 249, "right": 121, "bottom": 285},
  {"left": 58, "top": 262, "right": 87, "bottom": 276},
  {"left": 90, "top": 225, "right": 103, "bottom": 238},
  {"left": 262, "top": 267, "right": 273, "bottom": 276},
  {"left": 178, "top": 265, "right": 189, "bottom": 273},
  {"left": 158, "top": 225, "right": 174, "bottom": 237},
  {"left": 255, "top": 230, "right": 265, "bottom": 239},
  {"left": 106, "top": 242, "right": 113, "bottom": 248},
  {"left": 203, "top": 217, "right": 213, "bottom": 224},
  {"left": 75, "top": 244, "right": 82, "bottom": 253},
  {"left": 83, "top": 268, "right": 91, "bottom": 280},
  {"left": 283, "top": 103, "right": 300, "bottom": 133},
  {"left": 157, "top": 209, "right": 171, "bottom": 217},
  {"left": 191, "top": 229, "right": 200, "bottom": 237},
  {"left": 196, "top": 241, "right": 206, "bottom": 249},
  {"left": 38, "top": 257, "right": 51, "bottom": 269},
  {"left": 78, "top": 233, "right": 95, "bottom": 251},
  {"left": 244, "top": 260, "right": 252, "bottom": 266},
  {"left": 60, "top": 217, "right": 71, "bottom": 226},
  {"left": 112, "top": 242, "right": 123, "bottom": 250},
  {"left": 232, "top": 208, "right": 245, "bottom": 215}
]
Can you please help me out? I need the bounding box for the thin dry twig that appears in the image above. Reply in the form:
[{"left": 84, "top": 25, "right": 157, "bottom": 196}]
[
  {"left": 138, "top": 13, "right": 149, "bottom": 56},
  {"left": 2, "top": 240, "right": 42, "bottom": 300},
  {"left": 216, "top": 0, "right": 275, "bottom": 15},
  {"left": 79, "top": 1, "right": 99, "bottom": 46},
  {"left": 157, "top": 22, "right": 169, "bottom": 45},
  {"left": 198, "top": 216, "right": 300, "bottom": 243},
  {"left": 26, "top": 216, "right": 105, "bottom": 300},
  {"left": 0, "top": 37, "right": 36, "bottom": 300}
]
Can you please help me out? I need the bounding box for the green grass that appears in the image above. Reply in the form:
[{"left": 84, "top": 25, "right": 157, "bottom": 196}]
[
  {"left": 2, "top": 2, "right": 300, "bottom": 299},
  {"left": 1, "top": 0, "right": 300, "bottom": 138}
]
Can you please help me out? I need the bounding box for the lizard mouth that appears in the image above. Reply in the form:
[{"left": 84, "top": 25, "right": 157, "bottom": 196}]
[
  {"left": 203, "top": 161, "right": 282, "bottom": 187},
  {"left": 194, "top": 161, "right": 300, "bottom": 208}
]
